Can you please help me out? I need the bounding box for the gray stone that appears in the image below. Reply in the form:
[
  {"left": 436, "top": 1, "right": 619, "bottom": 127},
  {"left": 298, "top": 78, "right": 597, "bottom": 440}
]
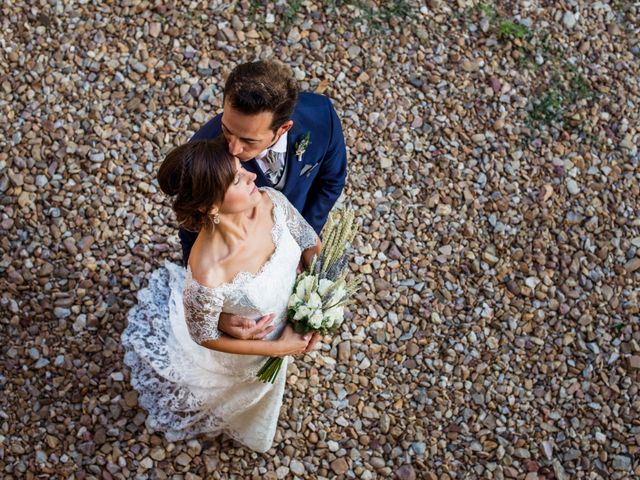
[
  {"left": 290, "top": 459, "right": 305, "bottom": 476},
  {"left": 563, "top": 11, "right": 577, "bottom": 29},
  {"left": 612, "top": 455, "right": 631, "bottom": 471},
  {"left": 89, "top": 152, "right": 105, "bottom": 163},
  {"left": 54, "top": 307, "right": 71, "bottom": 319}
]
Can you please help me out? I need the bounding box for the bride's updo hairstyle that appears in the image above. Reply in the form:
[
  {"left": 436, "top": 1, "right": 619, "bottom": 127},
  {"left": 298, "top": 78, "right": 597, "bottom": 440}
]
[{"left": 157, "top": 136, "right": 236, "bottom": 232}]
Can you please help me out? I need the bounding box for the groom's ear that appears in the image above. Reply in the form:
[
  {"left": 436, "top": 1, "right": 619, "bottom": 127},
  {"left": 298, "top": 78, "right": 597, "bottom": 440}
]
[{"left": 277, "top": 120, "right": 293, "bottom": 136}]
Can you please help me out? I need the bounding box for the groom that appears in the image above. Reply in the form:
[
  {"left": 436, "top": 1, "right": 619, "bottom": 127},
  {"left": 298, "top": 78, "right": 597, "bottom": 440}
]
[{"left": 181, "top": 59, "right": 347, "bottom": 342}]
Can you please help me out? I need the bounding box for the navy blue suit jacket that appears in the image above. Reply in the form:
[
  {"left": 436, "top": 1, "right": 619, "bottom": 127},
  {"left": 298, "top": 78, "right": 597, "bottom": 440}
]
[{"left": 179, "top": 92, "right": 347, "bottom": 264}]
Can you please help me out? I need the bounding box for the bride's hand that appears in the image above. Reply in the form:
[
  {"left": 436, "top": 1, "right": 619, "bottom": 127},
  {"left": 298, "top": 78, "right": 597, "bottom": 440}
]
[
  {"left": 275, "top": 324, "right": 312, "bottom": 356},
  {"left": 304, "top": 332, "right": 322, "bottom": 353}
]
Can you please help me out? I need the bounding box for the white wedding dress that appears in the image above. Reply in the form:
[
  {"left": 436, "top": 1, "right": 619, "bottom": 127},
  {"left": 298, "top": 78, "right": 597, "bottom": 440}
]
[{"left": 122, "top": 188, "right": 318, "bottom": 452}]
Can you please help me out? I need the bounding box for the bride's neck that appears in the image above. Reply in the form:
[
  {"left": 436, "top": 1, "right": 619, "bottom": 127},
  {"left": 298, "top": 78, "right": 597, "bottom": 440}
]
[{"left": 204, "top": 208, "right": 257, "bottom": 245}]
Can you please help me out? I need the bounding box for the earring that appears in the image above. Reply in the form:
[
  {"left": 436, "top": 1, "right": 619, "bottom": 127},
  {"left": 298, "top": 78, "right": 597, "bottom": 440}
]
[{"left": 213, "top": 213, "right": 220, "bottom": 225}]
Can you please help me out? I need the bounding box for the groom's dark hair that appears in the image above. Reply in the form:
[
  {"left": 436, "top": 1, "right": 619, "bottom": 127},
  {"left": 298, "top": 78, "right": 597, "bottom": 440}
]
[
  {"left": 224, "top": 60, "right": 299, "bottom": 132},
  {"left": 157, "top": 137, "right": 236, "bottom": 232}
]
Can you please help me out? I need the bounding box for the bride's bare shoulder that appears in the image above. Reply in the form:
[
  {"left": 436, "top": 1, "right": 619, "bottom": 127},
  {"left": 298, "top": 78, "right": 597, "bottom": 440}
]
[
  {"left": 188, "top": 257, "right": 226, "bottom": 290},
  {"left": 188, "top": 238, "right": 230, "bottom": 289}
]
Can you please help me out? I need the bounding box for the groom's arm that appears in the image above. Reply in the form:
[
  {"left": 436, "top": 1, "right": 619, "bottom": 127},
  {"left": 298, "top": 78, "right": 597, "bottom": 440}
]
[
  {"left": 301, "top": 101, "right": 347, "bottom": 233},
  {"left": 218, "top": 313, "right": 275, "bottom": 340}
]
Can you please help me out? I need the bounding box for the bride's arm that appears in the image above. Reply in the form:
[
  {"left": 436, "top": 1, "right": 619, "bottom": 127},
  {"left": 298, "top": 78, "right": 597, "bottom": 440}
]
[{"left": 301, "top": 238, "right": 322, "bottom": 269}]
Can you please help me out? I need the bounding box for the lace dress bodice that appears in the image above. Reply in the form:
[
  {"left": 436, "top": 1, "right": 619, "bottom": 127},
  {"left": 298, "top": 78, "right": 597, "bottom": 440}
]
[
  {"left": 182, "top": 187, "right": 318, "bottom": 344},
  {"left": 121, "top": 187, "right": 318, "bottom": 452}
]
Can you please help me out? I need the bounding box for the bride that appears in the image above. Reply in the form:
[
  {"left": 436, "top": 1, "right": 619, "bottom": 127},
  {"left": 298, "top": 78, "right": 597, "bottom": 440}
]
[{"left": 122, "top": 136, "right": 321, "bottom": 452}]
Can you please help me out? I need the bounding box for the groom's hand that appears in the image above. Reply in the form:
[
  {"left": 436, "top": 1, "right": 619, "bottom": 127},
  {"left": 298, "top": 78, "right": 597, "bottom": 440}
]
[{"left": 218, "top": 313, "right": 275, "bottom": 340}]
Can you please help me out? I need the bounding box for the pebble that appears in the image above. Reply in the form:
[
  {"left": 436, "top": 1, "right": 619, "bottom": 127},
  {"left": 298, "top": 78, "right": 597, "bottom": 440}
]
[
  {"left": 380, "top": 156, "right": 392, "bottom": 169},
  {"left": 379, "top": 413, "right": 390, "bottom": 434},
  {"left": 89, "top": 152, "right": 105, "bottom": 163},
  {"left": 73, "top": 314, "right": 87, "bottom": 332},
  {"left": 149, "top": 22, "right": 161, "bottom": 38},
  {"left": 563, "top": 11, "right": 577, "bottom": 29},
  {"left": 149, "top": 447, "right": 167, "bottom": 462},
  {"left": 338, "top": 340, "right": 351, "bottom": 363},
  {"left": 275, "top": 466, "right": 289, "bottom": 479},
  {"left": 462, "top": 59, "right": 479, "bottom": 72},
  {"left": 35, "top": 175, "right": 48, "bottom": 187},
  {"left": 54, "top": 307, "right": 71, "bottom": 319},
  {"left": 35, "top": 359, "right": 50, "bottom": 369},
  {"left": 395, "top": 464, "right": 416, "bottom": 480},
  {"left": 624, "top": 258, "right": 640, "bottom": 274},
  {"left": 612, "top": 455, "right": 631, "bottom": 471},
  {"left": 330, "top": 458, "right": 349, "bottom": 475},
  {"left": 347, "top": 45, "right": 361, "bottom": 59},
  {"left": 289, "top": 459, "right": 305, "bottom": 475},
  {"left": 566, "top": 178, "right": 580, "bottom": 195}
]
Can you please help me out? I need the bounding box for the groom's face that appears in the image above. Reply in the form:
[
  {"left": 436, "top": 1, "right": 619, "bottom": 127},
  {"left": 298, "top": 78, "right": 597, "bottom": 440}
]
[{"left": 221, "top": 101, "right": 287, "bottom": 161}]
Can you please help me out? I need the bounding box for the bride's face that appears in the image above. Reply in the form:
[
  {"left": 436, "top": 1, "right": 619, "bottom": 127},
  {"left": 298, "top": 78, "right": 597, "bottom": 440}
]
[{"left": 218, "top": 157, "right": 260, "bottom": 214}]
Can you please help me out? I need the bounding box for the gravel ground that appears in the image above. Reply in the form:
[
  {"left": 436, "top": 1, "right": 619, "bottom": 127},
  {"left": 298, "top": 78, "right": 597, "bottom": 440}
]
[{"left": 1, "top": 0, "right": 640, "bottom": 479}]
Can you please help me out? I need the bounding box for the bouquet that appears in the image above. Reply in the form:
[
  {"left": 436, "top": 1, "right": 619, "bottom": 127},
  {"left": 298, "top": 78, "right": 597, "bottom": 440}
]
[{"left": 257, "top": 209, "right": 359, "bottom": 383}]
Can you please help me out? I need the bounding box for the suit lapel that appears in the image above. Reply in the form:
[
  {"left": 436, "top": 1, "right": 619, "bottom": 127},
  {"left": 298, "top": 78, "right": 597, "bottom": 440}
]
[{"left": 284, "top": 125, "right": 306, "bottom": 189}]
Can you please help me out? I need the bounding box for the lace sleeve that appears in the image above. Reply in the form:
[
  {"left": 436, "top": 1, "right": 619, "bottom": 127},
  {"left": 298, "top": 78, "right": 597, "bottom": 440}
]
[
  {"left": 182, "top": 281, "right": 224, "bottom": 344},
  {"left": 268, "top": 188, "right": 319, "bottom": 250}
]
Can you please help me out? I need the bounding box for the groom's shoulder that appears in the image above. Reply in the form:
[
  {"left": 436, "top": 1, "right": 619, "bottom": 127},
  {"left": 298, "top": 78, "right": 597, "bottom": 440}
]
[
  {"left": 190, "top": 114, "right": 223, "bottom": 142},
  {"left": 292, "top": 93, "right": 339, "bottom": 132},
  {"left": 295, "top": 92, "right": 336, "bottom": 112}
]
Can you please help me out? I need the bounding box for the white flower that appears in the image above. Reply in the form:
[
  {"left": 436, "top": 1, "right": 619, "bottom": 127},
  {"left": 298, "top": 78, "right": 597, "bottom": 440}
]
[
  {"left": 307, "top": 292, "right": 322, "bottom": 310},
  {"left": 308, "top": 310, "right": 323, "bottom": 329},
  {"left": 296, "top": 275, "right": 317, "bottom": 301},
  {"left": 294, "top": 305, "right": 312, "bottom": 321},
  {"left": 318, "top": 278, "right": 334, "bottom": 297},
  {"left": 288, "top": 292, "right": 301, "bottom": 309},
  {"left": 324, "top": 306, "right": 344, "bottom": 329}
]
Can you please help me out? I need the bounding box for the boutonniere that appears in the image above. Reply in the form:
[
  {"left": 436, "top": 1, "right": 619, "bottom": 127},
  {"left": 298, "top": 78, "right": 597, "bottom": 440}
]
[{"left": 295, "top": 132, "right": 311, "bottom": 162}]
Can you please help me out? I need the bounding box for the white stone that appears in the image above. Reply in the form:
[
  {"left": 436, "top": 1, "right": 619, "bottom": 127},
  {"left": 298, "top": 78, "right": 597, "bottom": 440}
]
[
  {"left": 290, "top": 460, "right": 305, "bottom": 475},
  {"left": 566, "top": 178, "right": 580, "bottom": 195},
  {"left": 275, "top": 466, "right": 290, "bottom": 479},
  {"left": 563, "top": 11, "right": 577, "bottom": 29}
]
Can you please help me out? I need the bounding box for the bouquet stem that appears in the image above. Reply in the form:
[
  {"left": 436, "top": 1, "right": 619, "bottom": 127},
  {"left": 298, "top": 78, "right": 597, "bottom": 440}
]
[{"left": 257, "top": 357, "right": 284, "bottom": 384}]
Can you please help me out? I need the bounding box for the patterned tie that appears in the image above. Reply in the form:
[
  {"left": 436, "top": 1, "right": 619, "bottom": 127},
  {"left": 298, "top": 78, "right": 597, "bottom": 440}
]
[{"left": 263, "top": 149, "right": 286, "bottom": 186}]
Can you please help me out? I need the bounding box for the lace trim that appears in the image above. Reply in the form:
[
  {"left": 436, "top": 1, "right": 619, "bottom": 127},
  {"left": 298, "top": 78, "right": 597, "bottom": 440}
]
[
  {"left": 271, "top": 188, "right": 319, "bottom": 251},
  {"left": 182, "top": 279, "right": 223, "bottom": 344}
]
